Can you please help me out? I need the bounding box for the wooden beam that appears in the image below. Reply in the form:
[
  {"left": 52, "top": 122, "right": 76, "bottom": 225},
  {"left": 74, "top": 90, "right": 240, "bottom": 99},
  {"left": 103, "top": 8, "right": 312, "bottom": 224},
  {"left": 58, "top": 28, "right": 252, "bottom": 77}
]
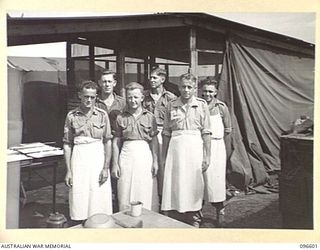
[
  {"left": 197, "top": 49, "right": 223, "bottom": 54},
  {"left": 116, "top": 50, "right": 126, "bottom": 97},
  {"left": 8, "top": 17, "right": 186, "bottom": 44},
  {"left": 183, "top": 17, "right": 314, "bottom": 57}
]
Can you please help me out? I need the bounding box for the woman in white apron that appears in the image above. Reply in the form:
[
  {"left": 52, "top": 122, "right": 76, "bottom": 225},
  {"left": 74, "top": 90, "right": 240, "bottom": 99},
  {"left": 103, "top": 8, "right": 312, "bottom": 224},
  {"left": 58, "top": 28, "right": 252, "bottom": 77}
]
[
  {"left": 201, "top": 77, "right": 232, "bottom": 227},
  {"left": 63, "top": 81, "right": 113, "bottom": 222},
  {"left": 161, "top": 73, "right": 211, "bottom": 227},
  {"left": 112, "top": 82, "right": 159, "bottom": 212}
]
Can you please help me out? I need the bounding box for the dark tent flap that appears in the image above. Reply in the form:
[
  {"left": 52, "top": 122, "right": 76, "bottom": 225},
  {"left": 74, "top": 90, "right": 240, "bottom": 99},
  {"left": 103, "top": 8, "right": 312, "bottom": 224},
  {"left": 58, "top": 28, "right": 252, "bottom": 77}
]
[{"left": 218, "top": 34, "right": 314, "bottom": 187}]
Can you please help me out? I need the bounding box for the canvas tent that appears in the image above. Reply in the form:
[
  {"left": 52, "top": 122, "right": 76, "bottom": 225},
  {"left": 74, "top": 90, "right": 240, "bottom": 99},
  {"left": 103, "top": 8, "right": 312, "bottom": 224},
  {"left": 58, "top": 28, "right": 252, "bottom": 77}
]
[
  {"left": 7, "top": 57, "right": 68, "bottom": 147},
  {"left": 219, "top": 33, "right": 314, "bottom": 188},
  {"left": 7, "top": 13, "right": 315, "bottom": 189}
]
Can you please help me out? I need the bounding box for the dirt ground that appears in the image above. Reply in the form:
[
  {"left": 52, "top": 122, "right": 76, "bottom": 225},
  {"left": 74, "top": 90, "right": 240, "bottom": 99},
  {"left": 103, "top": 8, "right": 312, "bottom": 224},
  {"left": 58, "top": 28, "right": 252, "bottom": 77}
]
[{"left": 19, "top": 163, "right": 282, "bottom": 229}]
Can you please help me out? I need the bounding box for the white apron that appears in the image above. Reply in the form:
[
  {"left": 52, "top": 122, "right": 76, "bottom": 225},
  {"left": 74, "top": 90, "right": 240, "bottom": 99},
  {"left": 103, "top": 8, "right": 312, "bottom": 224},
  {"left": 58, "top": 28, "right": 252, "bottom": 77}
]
[
  {"left": 157, "top": 127, "right": 164, "bottom": 196},
  {"left": 161, "top": 130, "right": 204, "bottom": 213},
  {"left": 203, "top": 112, "right": 226, "bottom": 203},
  {"left": 118, "top": 140, "right": 159, "bottom": 211},
  {"left": 70, "top": 137, "right": 112, "bottom": 220}
]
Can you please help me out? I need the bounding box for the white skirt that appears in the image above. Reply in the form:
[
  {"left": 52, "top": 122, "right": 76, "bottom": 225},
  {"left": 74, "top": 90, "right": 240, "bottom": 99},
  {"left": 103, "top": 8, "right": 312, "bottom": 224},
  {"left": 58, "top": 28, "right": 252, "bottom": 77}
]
[
  {"left": 161, "top": 130, "right": 204, "bottom": 213},
  {"left": 70, "top": 139, "right": 112, "bottom": 220},
  {"left": 118, "top": 140, "right": 159, "bottom": 211},
  {"left": 203, "top": 138, "right": 226, "bottom": 202}
]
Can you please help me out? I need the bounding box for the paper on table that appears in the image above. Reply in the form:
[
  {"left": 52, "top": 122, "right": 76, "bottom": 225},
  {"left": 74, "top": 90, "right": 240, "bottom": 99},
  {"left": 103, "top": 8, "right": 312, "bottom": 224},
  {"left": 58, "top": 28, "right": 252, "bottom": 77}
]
[
  {"left": 7, "top": 149, "right": 18, "bottom": 155},
  {"left": 18, "top": 145, "right": 59, "bottom": 154},
  {"left": 26, "top": 149, "right": 64, "bottom": 158},
  {"left": 7, "top": 154, "right": 32, "bottom": 163},
  {"left": 10, "top": 142, "right": 46, "bottom": 150}
]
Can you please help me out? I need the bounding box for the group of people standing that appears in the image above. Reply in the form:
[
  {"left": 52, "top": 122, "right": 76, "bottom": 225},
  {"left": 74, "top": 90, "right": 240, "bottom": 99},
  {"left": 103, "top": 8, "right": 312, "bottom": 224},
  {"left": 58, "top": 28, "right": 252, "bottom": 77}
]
[{"left": 63, "top": 67, "right": 231, "bottom": 228}]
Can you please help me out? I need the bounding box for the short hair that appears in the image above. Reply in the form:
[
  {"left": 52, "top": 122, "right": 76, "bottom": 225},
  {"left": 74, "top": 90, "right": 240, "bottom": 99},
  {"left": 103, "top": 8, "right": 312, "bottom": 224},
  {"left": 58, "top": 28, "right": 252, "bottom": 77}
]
[
  {"left": 150, "top": 66, "right": 167, "bottom": 78},
  {"left": 200, "top": 76, "right": 219, "bottom": 89},
  {"left": 79, "top": 80, "right": 98, "bottom": 92},
  {"left": 101, "top": 70, "right": 117, "bottom": 81},
  {"left": 180, "top": 73, "right": 196, "bottom": 84},
  {"left": 125, "top": 82, "right": 144, "bottom": 94}
]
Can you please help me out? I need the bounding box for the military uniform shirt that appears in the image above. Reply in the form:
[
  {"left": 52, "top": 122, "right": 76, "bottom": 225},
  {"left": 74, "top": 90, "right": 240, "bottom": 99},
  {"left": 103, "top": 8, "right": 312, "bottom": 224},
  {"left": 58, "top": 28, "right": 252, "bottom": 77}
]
[
  {"left": 63, "top": 106, "right": 112, "bottom": 144},
  {"left": 162, "top": 96, "right": 211, "bottom": 137},
  {"left": 113, "top": 108, "right": 158, "bottom": 142},
  {"left": 96, "top": 93, "right": 126, "bottom": 133},
  {"left": 207, "top": 99, "right": 232, "bottom": 134},
  {"left": 143, "top": 89, "right": 176, "bottom": 126}
]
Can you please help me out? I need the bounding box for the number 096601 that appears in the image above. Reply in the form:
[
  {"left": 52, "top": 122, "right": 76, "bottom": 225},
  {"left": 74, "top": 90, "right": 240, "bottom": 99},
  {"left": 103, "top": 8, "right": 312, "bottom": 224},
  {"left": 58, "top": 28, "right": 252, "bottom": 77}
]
[{"left": 300, "top": 244, "right": 318, "bottom": 248}]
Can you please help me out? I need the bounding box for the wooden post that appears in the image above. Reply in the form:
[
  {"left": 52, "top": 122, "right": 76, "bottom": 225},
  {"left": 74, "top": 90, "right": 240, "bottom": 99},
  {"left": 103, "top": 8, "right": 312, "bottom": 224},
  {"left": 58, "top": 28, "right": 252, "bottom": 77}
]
[
  {"left": 189, "top": 27, "right": 198, "bottom": 92},
  {"left": 165, "top": 64, "right": 169, "bottom": 78},
  {"left": 116, "top": 50, "right": 126, "bottom": 97},
  {"left": 149, "top": 56, "right": 156, "bottom": 69},
  {"left": 137, "top": 63, "right": 142, "bottom": 83},
  {"left": 215, "top": 64, "right": 219, "bottom": 77},
  {"left": 144, "top": 57, "right": 149, "bottom": 87},
  {"left": 66, "top": 42, "right": 75, "bottom": 98},
  {"left": 89, "top": 45, "right": 95, "bottom": 81}
]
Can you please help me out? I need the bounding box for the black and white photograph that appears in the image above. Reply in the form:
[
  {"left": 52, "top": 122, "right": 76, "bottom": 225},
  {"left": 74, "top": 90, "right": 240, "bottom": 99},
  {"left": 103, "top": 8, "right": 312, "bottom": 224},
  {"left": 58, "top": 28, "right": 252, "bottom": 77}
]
[{"left": 2, "top": 1, "right": 319, "bottom": 245}]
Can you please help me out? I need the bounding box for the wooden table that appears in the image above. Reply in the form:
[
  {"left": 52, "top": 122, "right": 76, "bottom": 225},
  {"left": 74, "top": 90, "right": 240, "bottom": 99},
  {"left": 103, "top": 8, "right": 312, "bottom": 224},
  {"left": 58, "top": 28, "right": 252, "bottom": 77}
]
[
  {"left": 72, "top": 208, "right": 193, "bottom": 228},
  {"left": 112, "top": 208, "right": 193, "bottom": 228},
  {"left": 6, "top": 143, "right": 63, "bottom": 229}
]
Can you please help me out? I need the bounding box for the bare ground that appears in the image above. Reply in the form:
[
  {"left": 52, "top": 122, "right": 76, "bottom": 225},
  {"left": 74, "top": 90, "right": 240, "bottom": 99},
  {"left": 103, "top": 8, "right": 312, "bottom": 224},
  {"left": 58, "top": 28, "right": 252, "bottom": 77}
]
[{"left": 19, "top": 163, "right": 282, "bottom": 229}]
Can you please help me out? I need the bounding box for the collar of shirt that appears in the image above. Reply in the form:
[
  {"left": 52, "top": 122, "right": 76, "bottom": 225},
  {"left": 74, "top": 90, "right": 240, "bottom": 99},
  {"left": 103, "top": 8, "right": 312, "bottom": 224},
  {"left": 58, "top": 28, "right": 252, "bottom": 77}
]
[
  {"left": 123, "top": 107, "right": 149, "bottom": 119},
  {"left": 172, "top": 96, "right": 199, "bottom": 108},
  {"left": 207, "top": 99, "right": 224, "bottom": 110},
  {"left": 73, "top": 106, "right": 99, "bottom": 116},
  {"left": 145, "top": 89, "right": 170, "bottom": 100},
  {"left": 97, "top": 93, "right": 123, "bottom": 106}
]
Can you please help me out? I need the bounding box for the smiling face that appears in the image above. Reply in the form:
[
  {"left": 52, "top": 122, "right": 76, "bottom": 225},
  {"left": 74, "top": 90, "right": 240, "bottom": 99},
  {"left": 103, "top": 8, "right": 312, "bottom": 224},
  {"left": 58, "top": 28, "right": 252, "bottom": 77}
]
[
  {"left": 202, "top": 84, "right": 218, "bottom": 103},
  {"left": 79, "top": 88, "right": 97, "bottom": 109},
  {"left": 99, "top": 74, "right": 117, "bottom": 95},
  {"left": 126, "top": 88, "right": 144, "bottom": 110},
  {"left": 179, "top": 79, "right": 197, "bottom": 101},
  {"left": 149, "top": 72, "right": 165, "bottom": 89}
]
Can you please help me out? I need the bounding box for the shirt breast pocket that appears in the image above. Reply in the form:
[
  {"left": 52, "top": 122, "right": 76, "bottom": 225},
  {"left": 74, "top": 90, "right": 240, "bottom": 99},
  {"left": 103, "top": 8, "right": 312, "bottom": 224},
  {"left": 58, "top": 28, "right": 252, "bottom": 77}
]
[
  {"left": 140, "top": 122, "right": 151, "bottom": 135},
  {"left": 92, "top": 122, "right": 105, "bottom": 138},
  {"left": 72, "top": 119, "right": 86, "bottom": 135}
]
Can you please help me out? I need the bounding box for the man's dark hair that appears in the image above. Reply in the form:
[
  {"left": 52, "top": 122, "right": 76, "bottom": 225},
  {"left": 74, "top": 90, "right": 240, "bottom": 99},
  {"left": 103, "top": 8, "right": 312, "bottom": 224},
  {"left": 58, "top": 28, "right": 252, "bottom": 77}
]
[
  {"left": 79, "top": 80, "right": 99, "bottom": 92},
  {"left": 101, "top": 70, "right": 117, "bottom": 81}
]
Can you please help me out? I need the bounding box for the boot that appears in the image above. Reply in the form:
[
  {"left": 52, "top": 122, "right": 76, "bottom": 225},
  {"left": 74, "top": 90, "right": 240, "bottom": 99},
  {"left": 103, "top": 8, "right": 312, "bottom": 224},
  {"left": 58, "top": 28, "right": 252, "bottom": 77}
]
[{"left": 216, "top": 207, "right": 225, "bottom": 228}]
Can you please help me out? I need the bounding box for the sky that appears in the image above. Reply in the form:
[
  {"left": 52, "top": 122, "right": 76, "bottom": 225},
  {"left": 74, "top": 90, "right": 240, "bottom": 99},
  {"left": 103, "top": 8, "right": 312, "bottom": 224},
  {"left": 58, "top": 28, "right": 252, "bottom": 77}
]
[{"left": 7, "top": 12, "right": 316, "bottom": 58}]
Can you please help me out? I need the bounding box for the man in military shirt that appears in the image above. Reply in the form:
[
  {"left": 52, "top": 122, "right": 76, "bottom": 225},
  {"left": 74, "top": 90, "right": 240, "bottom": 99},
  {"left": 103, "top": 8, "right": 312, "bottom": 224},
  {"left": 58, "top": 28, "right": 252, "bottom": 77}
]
[
  {"left": 161, "top": 73, "right": 211, "bottom": 227},
  {"left": 63, "top": 80, "right": 113, "bottom": 222},
  {"left": 96, "top": 70, "right": 126, "bottom": 212},
  {"left": 143, "top": 67, "right": 176, "bottom": 199},
  {"left": 96, "top": 70, "right": 126, "bottom": 133}
]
